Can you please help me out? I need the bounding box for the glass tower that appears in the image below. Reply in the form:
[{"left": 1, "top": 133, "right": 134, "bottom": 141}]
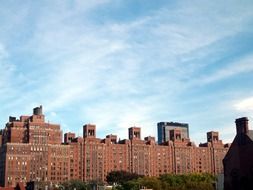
[{"left": 157, "top": 122, "right": 189, "bottom": 144}]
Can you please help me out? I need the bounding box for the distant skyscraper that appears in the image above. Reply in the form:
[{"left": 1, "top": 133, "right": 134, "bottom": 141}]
[{"left": 157, "top": 122, "right": 189, "bottom": 144}]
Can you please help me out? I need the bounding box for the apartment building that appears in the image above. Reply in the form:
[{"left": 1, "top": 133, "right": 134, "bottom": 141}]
[{"left": 0, "top": 106, "right": 229, "bottom": 187}]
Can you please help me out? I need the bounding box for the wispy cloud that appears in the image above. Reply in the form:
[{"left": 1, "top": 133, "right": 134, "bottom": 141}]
[
  {"left": 80, "top": 97, "right": 159, "bottom": 139},
  {"left": 0, "top": 1, "right": 253, "bottom": 144},
  {"left": 0, "top": 44, "right": 15, "bottom": 90},
  {"left": 235, "top": 97, "right": 253, "bottom": 112},
  {"left": 191, "top": 55, "right": 253, "bottom": 86}
]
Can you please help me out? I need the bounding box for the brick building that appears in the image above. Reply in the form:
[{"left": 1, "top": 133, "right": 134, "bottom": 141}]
[
  {"left": 0, "top": 106, "right": 229, "bottom": 188},
  {"left": 223, "top": 117, "right": 253, "bottom": 190},
  {"left": 0, "top": 106, "right": 69, "bottom": 187}
]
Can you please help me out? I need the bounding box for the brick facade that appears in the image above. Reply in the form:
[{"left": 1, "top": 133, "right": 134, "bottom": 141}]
[{"left": 0, "top": 106, "right": 229, "bottom": 187}]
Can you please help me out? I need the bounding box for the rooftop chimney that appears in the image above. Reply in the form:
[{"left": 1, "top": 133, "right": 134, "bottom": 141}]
[
  {"left": 33, "top": 105, "right": 43, "bottom": 115},
  {"left": 235, "top": 117, "right": 249, "bottom": 135},
  {"left": 128, "top": 127, "right": 141, "bottom": 140},
  {"left": 235, "top": 117, "right": 249, "bottom": 145}
]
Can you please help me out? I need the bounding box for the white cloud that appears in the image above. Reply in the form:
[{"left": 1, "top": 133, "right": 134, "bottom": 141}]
[
  {"left": 0, "top": 44, "right": 15, "bottom": 90},
  {"left": 150, "top": 1, "right": 252, "bottom": 56},
  {"left": 80, "top": 97, "right": 160, "bottom": 140},
  {"left": 1, "top": 0, "right": 253, "bottom": 144},
  {"left": 234, "top": 97, "right": 253, "bottom": 111},
  {"left": 190, "top": 55, "right": 253, "bottom": 87},
  {"left": 50, "top": 111, "right": 57, "bottom": 117}
]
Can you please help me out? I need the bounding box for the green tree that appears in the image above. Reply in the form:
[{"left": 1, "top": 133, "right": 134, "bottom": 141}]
[
  {"left": 138, "top": 177, "right": 162, "bottom": 190},
  {"left": 120, "top": 179, "right": 140, "bottom": 190},
  {"left": 159, "top": 174, "right": 184, "bottom": 189},
  {"left": 106, "top": 170, "right": 142, "bottom": 185},
  {"left": 61, "top": 179, "right": 87, "bottom": 190},
  {"left": 109, "top": 172, "right": 216, "bottom": 190},
  {"left": 159, "top": 173, "right": 216, "bottom": 190}
]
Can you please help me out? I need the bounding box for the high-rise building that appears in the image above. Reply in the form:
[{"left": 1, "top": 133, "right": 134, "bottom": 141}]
[
  {"left": 0, "top": 106, "right": 68, "bottom": 187},
  {"left": 0, "top": 106, "right": 229, "bottom": 188},
  {"left": 157, "top": 122, "right": 189, "bottom": 144}
]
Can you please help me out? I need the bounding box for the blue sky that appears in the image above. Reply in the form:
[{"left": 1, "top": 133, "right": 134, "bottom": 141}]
[{"left": 1, "top": 0, "right": 253, "bottom": 144}]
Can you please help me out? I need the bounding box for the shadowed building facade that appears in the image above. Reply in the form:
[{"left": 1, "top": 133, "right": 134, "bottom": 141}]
[
  {"left": 223, "top": 117, "right": 253, "bottom": 190},
  {"left": 0, "top": 106, "right": 229, "bottom": 188}
]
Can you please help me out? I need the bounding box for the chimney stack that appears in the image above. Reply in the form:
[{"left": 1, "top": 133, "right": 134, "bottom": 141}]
[
  {"left": 235, "top": 117, "right": 249, "bottom": 135},
  {"left": 33, "top": 105, "right": 43, "bottom": 115}
]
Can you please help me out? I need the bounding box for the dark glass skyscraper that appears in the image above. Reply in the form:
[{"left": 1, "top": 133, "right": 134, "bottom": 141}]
[{"left": 157, "top": 122, "right": 189, "bottom": 144}]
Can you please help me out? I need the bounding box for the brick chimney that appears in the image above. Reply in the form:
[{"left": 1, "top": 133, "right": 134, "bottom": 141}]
[
  {"left": 235, "top": 117, "right": 249, "bottom": 145},
  {"left": 33, "top": 105, "right": 43, "bottom": 115},
  {"left": 235, "top": 117, "right": 249, "bottom": 135}
]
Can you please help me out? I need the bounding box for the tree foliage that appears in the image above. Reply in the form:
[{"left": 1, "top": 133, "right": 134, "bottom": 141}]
[
  {"left": 61, "top": 179, "right": 107, "bottom": 190},
  {"left": 61, "top": 180, "right": 87, "bottom": 190},
  {"left": 106, "top": 170, "right": 143, "bottom": 185},
  {"left": 112, "top": 173, "right": 216, "bottom": 190}
]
